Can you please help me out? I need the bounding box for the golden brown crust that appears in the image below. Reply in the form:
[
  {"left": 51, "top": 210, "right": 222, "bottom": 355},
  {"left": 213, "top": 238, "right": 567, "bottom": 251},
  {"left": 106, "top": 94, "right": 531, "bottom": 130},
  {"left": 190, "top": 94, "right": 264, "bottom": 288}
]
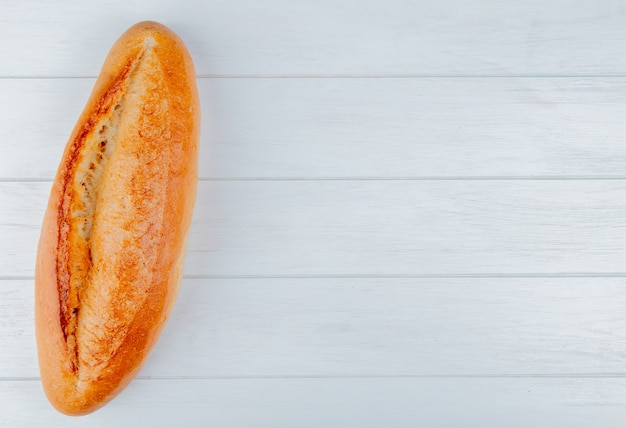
[{"left": 35, "top": 21, "right": 199, "bottom": 415}]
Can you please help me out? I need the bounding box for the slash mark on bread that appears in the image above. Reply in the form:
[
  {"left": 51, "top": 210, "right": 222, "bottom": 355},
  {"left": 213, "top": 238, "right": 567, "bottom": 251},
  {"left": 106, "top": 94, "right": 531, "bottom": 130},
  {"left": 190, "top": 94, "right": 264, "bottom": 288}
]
[{"left": 55, "top": 43, "right": 155, "bottom": 374}]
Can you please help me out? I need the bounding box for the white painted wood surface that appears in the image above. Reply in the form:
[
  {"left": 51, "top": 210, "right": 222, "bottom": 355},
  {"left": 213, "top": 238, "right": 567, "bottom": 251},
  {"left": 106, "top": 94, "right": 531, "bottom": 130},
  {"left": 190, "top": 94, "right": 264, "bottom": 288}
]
[
  {"left": 6, "top": 77, "right": 626, "bottom": 179},
  {"left": 3, "top": 0, "right": 626, "bottom": 426},
  {"left": 4, "top": 0, "right": 626, "bottom": 77},
  {"left": 5, "top": 180, "right": 626, "bottom": 277},
  {"left": 5, "top": 278, "right": 626, "bottom": 378}
]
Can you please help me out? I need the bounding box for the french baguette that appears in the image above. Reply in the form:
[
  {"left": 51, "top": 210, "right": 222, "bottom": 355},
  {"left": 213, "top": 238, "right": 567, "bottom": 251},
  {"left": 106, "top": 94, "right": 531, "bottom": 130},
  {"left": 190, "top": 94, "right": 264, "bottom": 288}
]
[{"left": 35, "top": 21, "right": 199, "bottom": 415}]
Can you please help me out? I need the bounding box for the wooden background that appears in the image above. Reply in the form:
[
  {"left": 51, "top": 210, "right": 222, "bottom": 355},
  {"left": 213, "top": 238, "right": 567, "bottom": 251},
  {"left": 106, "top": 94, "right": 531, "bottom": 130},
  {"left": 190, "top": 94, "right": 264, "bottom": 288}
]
[{"left": 3, "top": 0, "right": 626, "bottom": 426}]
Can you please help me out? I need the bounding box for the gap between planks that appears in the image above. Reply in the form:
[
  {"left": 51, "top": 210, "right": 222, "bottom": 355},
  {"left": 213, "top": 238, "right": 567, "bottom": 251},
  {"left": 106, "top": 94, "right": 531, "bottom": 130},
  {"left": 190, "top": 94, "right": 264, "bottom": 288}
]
[
  {"left": 6, "top": 373, "right": 626, "bottom": 382},
  {"left": 9, "top": 176, "right": 626, "bottom": 182},
  {"left": 9, "top": 74, "right": 626, "bottom": 79},
  {"left": 10, "top": 273, "right": 626, "bottom": 281}
]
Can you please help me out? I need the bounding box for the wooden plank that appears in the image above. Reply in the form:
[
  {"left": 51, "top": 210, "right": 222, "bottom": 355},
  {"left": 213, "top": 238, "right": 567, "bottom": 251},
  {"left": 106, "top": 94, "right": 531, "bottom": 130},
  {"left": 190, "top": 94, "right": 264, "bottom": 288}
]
[
  {"left": 4, "top": 277, "right": 626, "bottom": 379},
  {"left": 3, "top": 0, "right": 626, "bottom": 76},
  {"left": 4, "top": 77, "right": 626, "bottom": 180},
  {"left": 3, "top": 377, "right": 626, "bottom": 427},
  {"left": 4, "top": 180, "right": 626, "bottom": 276}
]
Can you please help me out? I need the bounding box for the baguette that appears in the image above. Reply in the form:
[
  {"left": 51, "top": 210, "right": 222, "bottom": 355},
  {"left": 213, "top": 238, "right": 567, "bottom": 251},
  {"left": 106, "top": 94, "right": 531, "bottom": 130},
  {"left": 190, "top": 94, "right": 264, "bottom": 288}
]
[{"left": 35, "top": 21, "right": 199, "bottom": 415}]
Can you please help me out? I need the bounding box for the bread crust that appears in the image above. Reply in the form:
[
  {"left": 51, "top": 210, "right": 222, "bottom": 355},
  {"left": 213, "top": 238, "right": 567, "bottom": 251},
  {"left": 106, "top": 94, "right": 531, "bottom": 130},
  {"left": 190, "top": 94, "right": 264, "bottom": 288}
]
[{"left": 35, "top": 21, "right": 199, "bottom": 415}]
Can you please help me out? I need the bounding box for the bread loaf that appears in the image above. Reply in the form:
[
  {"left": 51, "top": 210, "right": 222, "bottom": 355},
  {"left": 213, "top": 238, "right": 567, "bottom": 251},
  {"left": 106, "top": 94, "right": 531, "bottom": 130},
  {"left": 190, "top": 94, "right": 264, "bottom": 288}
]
[{"left": 35, "top": 21, "right": 199, "bottom": 415}]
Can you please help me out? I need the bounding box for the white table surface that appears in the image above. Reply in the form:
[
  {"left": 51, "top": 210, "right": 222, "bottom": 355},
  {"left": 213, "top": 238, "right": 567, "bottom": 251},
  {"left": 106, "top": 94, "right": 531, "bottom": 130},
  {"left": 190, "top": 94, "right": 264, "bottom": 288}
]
[{"left": 3, "top": 0, "right": 626, "bottom": 426}]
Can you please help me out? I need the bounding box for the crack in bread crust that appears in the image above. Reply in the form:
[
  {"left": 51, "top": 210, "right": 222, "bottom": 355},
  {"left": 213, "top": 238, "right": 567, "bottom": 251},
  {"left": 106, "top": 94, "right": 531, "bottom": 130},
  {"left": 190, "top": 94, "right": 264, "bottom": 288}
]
[
  {"left": 76, "top": 42, "right": 170, "bottom": 385},
  {"left": 56, "top": 43, "right": 156, "bottom": 374}
]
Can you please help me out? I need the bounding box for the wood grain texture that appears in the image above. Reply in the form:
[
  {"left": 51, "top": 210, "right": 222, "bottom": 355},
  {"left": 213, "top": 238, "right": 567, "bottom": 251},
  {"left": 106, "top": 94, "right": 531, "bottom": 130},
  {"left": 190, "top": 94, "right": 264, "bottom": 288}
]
[
  {"left": 3, "top": 0, "right": 626, "bottom": 77},
  {"left": 4, "top": 77, "right": 626, "bottom": 179},
  {"left": 4, "top": 277, "right": 626, "bottom": 379},
  {"left": 4, "top": 180, "right": 626, "bottom": 276},
  {"left": 3, "top": 378, "right": 626, "bottom": 427}
]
